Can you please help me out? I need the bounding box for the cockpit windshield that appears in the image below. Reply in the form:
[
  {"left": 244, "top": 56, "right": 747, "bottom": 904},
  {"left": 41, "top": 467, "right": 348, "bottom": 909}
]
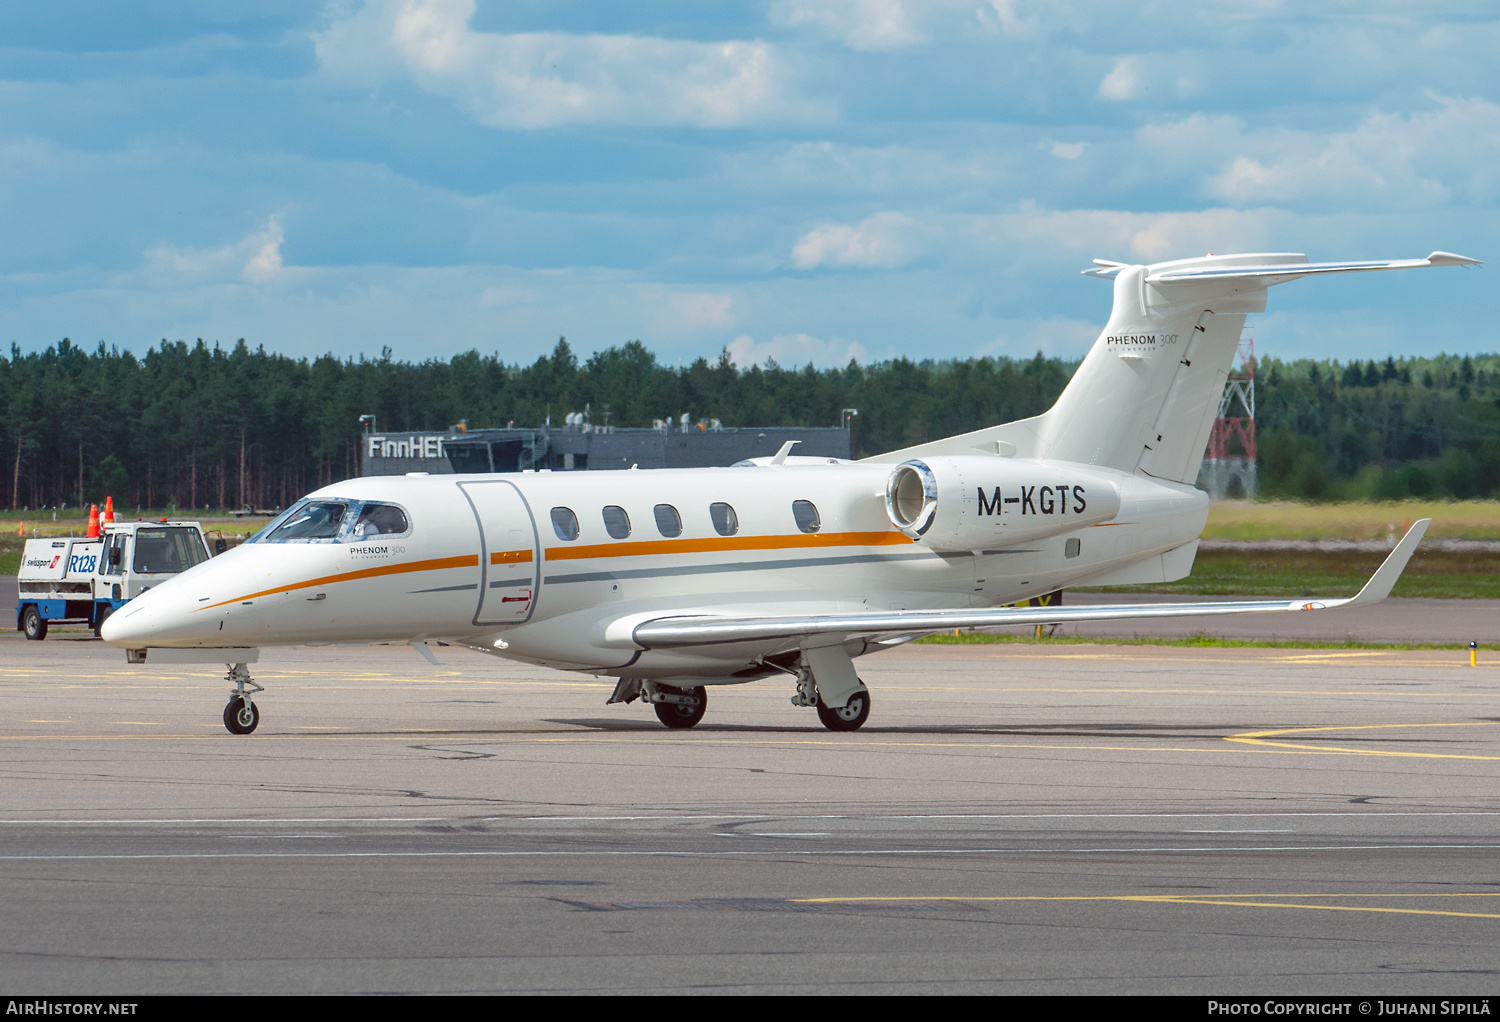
[
  {"left": 262, "top": 501, "right": 349, "bottom": 542},
  {"left": 247, "top": 498, "right": 411, "bottom": 544}
]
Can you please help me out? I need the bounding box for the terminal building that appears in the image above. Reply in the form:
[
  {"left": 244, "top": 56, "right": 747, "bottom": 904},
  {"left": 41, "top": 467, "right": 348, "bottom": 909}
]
[{"left": 362, "top": 420, "right": 852, "bottom": 476}]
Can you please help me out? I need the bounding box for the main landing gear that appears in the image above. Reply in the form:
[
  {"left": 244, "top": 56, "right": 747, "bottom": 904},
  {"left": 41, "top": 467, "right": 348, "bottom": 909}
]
[
  {"left": 605, "top": 660, "right": 871, "bottom": 732},
  {"left": 652, "top": 685, "right": 707, "bottom": 729},
  {"left": 606, "top": 679, "right": 708, "bottom": 729},
  {"left": 222, "top": 662, "right": 263, "bottom": 735},
  {"left": 790, "top": 646, "right": 872, "bottom": 732},
  {"left": 816, "top": 689, "right": 871, "bottom": 732}
]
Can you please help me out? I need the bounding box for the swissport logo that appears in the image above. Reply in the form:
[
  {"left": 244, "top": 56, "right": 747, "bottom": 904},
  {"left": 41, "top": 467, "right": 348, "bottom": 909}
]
[{"left": 23, "top": 555, "right": 62, "bottom": 570}]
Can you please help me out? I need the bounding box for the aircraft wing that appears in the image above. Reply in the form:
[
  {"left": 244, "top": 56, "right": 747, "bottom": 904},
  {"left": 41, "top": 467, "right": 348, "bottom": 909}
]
[{"left": 631, "top": 519, "right": 1429, "bottom": 650}]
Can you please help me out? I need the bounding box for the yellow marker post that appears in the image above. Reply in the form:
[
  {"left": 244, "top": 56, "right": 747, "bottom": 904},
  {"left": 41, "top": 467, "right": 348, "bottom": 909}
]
[{"left": 1471, "top": 641, "right": 1478, "bottom": 667}]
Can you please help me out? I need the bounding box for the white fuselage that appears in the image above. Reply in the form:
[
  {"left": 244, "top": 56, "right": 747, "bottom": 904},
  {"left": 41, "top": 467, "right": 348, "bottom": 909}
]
[{"left": 102, "top": 461, "right": 1207, "bottom": 684}]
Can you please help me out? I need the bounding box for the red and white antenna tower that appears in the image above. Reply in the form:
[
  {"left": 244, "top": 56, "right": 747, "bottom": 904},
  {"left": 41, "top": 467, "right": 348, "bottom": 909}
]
[{"left": 1201, "top": 332, "right": 1257, "bottom": 498}]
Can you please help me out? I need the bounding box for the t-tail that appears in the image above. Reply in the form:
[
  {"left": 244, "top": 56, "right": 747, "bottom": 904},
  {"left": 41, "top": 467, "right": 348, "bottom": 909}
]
[{"left": 868, "top": 250, "right": 1481, "bottom": 481}]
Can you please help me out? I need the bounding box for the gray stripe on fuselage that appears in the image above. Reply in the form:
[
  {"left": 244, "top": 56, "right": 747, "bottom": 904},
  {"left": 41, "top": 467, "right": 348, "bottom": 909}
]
[
  {"left": 489, "top": 576, "right": 534, "bottom": 588},
  {"left": 409, "top": 583, "right": 479, "bottom": 594},
  {"left": 541, "top": 549, "right": 1025, "bottom": 586}
]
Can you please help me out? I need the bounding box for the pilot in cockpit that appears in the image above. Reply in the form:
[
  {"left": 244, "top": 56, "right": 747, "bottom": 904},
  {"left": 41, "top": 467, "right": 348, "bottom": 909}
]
[{"left": 351, "top": 503, "right": 408, "bottom": 539}]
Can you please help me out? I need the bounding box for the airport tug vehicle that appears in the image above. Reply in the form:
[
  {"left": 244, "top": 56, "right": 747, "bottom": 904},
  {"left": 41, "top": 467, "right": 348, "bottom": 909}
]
[
  {"left": 100, "top": 249, "right": 1478, "bottom": 734},
  {"left": 17, "top": 520, "right": 215, "bottom": 640}
]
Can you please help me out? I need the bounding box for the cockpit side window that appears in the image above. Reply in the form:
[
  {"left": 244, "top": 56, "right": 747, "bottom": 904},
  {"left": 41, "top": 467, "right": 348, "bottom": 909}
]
[
  {"left": 261, "top": 501, "right": 349, "bottom": 543},
  {"left": 352, "top": 502, "right": 409, "bottom": 539}
]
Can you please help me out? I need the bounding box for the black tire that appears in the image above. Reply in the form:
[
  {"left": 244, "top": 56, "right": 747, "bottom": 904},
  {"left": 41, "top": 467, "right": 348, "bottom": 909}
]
[
  {"left": 93, "top": 604, "right": 112, "bottom": 639},
  {"left": 653, "top": 686, "right": 707, "bottom": 729},
  {"left": 223, "top": 697, "right": 260, "bottom": 735},
  {"left": 21, "top": 605, "right": 47, "bottom": 641},
  {"left": 817, "top": 689, "right": 871, "bottom": 732}
]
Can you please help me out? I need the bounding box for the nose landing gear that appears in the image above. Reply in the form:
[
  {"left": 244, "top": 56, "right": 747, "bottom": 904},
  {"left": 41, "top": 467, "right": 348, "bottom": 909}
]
[{"left": 222, "top": 662, "right": 263, "bottom": 735}]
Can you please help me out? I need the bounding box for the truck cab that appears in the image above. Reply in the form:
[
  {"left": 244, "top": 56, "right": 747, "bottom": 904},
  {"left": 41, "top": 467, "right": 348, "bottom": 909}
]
[{"left": 16, "top": 520, "right": 212, "bottom": 640}]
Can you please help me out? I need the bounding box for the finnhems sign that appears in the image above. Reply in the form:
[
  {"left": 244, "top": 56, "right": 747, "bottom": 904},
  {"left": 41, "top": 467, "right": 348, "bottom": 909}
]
[{"left": 367, "top": 435, "right": 446, "bottom": 460}]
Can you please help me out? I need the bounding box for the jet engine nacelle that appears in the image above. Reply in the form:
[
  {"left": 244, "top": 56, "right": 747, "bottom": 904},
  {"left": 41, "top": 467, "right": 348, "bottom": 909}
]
[{"left": 883, "top": 456, "right": 1123, "bottom": 550}]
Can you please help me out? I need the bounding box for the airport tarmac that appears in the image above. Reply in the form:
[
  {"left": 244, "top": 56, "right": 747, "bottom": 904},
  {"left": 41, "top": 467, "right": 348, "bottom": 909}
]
[{"left": 2, "top": 634, "right": 1499, "bottom": 995}]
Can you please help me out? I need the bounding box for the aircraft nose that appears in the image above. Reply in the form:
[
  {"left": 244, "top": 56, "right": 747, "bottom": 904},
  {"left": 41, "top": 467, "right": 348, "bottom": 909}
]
[
  {"left": 100, "top": 594, "right": 161, "bottom": 647},
  {"left": 101, "top": 587, "right": 200, "bottom": 647}
]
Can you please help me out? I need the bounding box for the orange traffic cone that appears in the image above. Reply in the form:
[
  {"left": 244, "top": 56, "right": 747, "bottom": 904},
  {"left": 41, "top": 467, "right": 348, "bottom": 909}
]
[
  {"left": 103, "top": 496, "right": 115, "bottom": 526},
  {"left": 86, "top": 504, "right": 100, "bottom": 538},
  {"left": 16, "top": 521, "right": 22, "bottom": 537}
]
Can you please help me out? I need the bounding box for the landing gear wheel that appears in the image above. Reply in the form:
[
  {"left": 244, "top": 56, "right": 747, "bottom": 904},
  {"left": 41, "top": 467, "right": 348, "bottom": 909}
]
[
  {"left": 223, "top": 697, "right": 260, "bottom": 735},
  {"left": 93, "top": 604, "right": 112, "bottom": 639},
  {"left": 817, "top": 689, "right": 870, "bottom": 732},
  {"left": 654, "top": 686, "right": 707, "bottom": 729},
  {"left": 21, "top": 605, "right": 46, "bottom": 641}
]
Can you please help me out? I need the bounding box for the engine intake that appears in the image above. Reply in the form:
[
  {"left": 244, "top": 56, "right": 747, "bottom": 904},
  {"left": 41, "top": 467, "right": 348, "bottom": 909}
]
[{"left": 884, "top": 456, "right": 1122, "bottom": 550}]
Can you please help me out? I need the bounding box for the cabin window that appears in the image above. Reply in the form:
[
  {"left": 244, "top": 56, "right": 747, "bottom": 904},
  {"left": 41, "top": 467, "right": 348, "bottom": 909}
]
[
  {"left": 792, "top": 500, "right": 821, "bottom": 534},
  {"left": 602, "top": 505, "right": 631, "bottom": 539},
  {"left": 353, "top": 502, "right": 409, "bottom": 538},
  {"left": 1065, "top": 538, "right": 1081, "bottom": 559},
  {"left": 550, "top": 507, "right": 580, "bottom": 541},
  {"left": 654, "top": 504, "right": 682, "bottom": 538},
  {"left": 710, "top": 502, "right": 739, "bottom": 537}
]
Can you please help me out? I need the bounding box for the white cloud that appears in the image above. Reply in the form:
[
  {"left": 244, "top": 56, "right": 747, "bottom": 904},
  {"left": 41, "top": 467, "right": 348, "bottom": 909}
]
[
  {"left": 478, "top": 285, "right": 540, "bottom": 308},
  {"left": 772, "top": 0, "right": 924, "bottom": 51},
  {"left": 136, "top": 217, "right": 289, "bottom": 286},
  {"left": 242, "top": 217, "right": 284, "bottom": 281},
  {"left": 979, "top": 203, "right": 1289, "bottom": 263},
  {"left": 792, "top": 211, "right": 918, "bottom": 269},
  {"left": 726, "top": 332, "right": 869, "bottom": 368},
  {"left": 1049, "top": 141, "right": 1084, "bottom": 160},
  {"left": 315, "top": 0, "right": 818, "bottom": 128},
  {"left": 667, "top": 291, "right": 734, "bottom": 329},
  {"left": 983, "top": 0, "right": 1039, "bottom": 37},
  {"left": 1208, "top": 96, "right": 1500, "bottom": 208},
  {"left": 977, "top": 316, "right": 1100, "bottom": 357},
  {"left": 1097, "top": 56, "right": 1140, "bottom": 101}
]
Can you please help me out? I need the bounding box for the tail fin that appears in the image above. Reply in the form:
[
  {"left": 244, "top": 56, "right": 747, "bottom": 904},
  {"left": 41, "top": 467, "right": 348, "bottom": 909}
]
[{"left": 867, "top": 251, "right": 1481, "bottom": 481}]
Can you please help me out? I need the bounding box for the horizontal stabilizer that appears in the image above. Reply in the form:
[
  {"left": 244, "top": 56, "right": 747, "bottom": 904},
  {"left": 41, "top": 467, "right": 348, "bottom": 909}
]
[
  {"left": 630, "top": 520, "right": 1430, "bottom": 649},
  {"left": 1084, "top": 252, "right": 1482, "bottom": 284}
]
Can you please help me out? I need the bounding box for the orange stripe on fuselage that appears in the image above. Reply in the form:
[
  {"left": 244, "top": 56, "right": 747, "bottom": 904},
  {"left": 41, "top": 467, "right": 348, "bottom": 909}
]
[
  {"left": 542, "top": 530, "right": 911, "bottom": 562},
  {"left": 203, "top": 533, "right": 905, "bottom": 611},
  {"left": 200, "top": 554, "right": 481, "bottom": 611}
]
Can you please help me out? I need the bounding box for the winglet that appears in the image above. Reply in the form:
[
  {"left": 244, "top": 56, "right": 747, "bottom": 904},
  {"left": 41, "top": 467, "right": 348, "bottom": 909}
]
[
  {"left": 1426, "top": 251, "right": 1483, "bottom": 267},
  {"left": 769, "top": 440, "right": 800, "bottom": 465},
  {"left": 1343, "top": 518, "right": 1430, "bottom": 607}
]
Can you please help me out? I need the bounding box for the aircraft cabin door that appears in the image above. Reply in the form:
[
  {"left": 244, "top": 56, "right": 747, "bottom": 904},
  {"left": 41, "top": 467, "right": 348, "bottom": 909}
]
[{"left": 459, "top": 480, "right": 540, "bottom": 626}]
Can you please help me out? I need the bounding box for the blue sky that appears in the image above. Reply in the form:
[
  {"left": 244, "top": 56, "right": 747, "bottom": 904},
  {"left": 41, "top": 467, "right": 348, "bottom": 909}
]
[{"left": 1, "top": 1, "right": 1494, "bottom": 367}]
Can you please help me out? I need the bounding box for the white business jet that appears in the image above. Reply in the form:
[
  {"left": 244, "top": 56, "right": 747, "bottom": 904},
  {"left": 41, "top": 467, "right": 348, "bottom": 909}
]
[{"left": 103, "top": 249, "right": 1479, "bottom": 734}]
